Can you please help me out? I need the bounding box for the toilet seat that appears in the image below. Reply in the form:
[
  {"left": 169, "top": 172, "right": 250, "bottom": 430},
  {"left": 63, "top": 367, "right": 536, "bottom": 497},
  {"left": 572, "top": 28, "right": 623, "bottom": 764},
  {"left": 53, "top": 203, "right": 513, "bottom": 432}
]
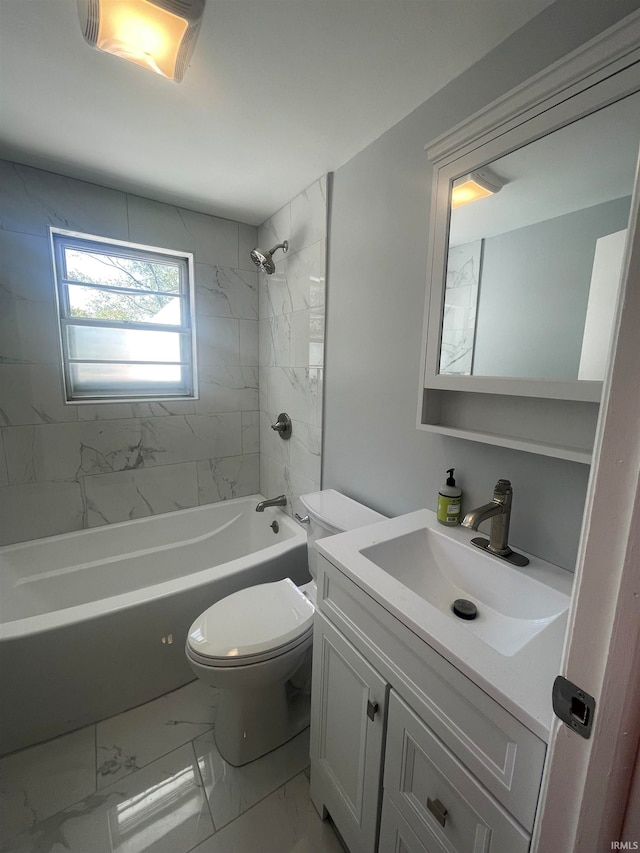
[
  {"left": 186, "top": 627, "right": 313, "bottom": 668},
  {"left": 186, "top": 578, "right": 314, "bottom": 666}
]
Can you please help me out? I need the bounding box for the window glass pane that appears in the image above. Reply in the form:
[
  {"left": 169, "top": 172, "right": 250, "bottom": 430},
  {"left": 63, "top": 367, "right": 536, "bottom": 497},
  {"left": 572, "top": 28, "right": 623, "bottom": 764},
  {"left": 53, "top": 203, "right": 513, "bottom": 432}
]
[
  {"left": 69, "top": 362, "right": 185, "bottom": 393},
  {"left": 52, "top": 230, "right": 195, "bottom": 402},
  {"left": 64, "top": 249, "right": 181, "bottom": 293},
  {"left": 66, "top": 324, "right": 186, "bottom": 363},
  {"left": 67, "top": 285, "right": 182, "bottom": 325}
]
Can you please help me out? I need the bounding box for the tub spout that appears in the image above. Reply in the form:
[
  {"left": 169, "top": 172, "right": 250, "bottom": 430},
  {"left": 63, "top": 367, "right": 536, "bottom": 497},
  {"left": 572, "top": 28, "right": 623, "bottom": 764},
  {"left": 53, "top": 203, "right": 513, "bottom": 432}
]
[{"left": 256, "top": 495, "right": 287, "bottom": 512}]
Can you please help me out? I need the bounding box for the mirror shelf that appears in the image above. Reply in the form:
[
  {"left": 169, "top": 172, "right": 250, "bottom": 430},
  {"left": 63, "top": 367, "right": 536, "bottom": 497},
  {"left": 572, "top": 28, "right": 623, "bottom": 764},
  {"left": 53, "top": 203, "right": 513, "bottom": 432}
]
[
  {"left": 418, "top": 14, "right": 640, "bottom": 463},
  {"left": 420, "top": 423, "right": 592, "bottom": 466},
  {"left": 424, "top": 375, "right": 603, "bottom": 403},
  {"left": 420, "top": 388, "right": 597, "bottom": 465}
]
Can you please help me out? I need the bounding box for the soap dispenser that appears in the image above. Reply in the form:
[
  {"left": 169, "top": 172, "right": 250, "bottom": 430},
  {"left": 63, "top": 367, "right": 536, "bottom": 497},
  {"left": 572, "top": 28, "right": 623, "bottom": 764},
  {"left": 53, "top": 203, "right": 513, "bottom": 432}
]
[{"left": 437, "top": 468, "right": 462, "bottom": 526}]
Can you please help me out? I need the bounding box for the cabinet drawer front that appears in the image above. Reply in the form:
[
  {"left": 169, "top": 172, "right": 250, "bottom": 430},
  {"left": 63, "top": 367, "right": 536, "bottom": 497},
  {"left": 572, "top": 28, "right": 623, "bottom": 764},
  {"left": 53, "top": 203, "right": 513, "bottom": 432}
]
[
  {"left": 385, "top": 692, "right": 530, "bottom": 853},
  {"left": 319, "top": 557, "right": 545, "bottom": 830},
  {"left": 380, "top": 796, "right": 433, "bottom": 853}
]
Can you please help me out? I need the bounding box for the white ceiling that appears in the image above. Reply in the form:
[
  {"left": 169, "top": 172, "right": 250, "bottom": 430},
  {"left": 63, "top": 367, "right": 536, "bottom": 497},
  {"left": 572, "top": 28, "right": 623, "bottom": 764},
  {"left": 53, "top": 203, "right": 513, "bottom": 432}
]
[
  {"left": 0, "top": 0, "right": 555, "bottom": 225},
  {"left": 450, "top": 92, "right": 640, "bottom": 245}
]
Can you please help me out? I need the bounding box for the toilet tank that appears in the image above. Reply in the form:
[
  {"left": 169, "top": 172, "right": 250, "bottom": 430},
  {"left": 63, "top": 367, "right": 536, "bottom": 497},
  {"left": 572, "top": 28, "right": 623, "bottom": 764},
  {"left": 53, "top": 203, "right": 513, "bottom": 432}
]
[{"left": 299, "top": 489, "right": 386, "bottom": 580}]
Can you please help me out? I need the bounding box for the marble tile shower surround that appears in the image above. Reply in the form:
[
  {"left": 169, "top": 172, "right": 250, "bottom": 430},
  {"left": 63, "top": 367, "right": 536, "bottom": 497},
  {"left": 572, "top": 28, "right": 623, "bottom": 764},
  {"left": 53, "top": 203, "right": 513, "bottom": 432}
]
[
  {"left": 0, "top": 680, "right": 341, "bottom": 853},
  {"left": 0, "top": 160, "right": 262, "bottom": 544},
  {"left": 440, "top": 240, "right": 482, "bottom": 376},
  {"left": 257, "top": 176, "right": 327, "bottom": 521}
]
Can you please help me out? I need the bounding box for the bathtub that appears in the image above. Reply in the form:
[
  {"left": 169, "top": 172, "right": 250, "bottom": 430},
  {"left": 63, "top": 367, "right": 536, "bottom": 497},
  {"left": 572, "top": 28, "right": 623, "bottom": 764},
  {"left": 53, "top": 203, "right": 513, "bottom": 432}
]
[{"left": 0, "top": 496, "right": 308, "bottom": 756}]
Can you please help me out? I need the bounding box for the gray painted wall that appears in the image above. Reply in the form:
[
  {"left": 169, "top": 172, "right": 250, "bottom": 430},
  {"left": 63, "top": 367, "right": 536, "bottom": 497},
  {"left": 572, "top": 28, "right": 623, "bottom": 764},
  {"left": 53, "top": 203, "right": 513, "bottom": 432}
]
[
  {"left": 323, "top": 0, "right": 639, "bottom": 570},
  {"left": 474, "top": 196, "right": 631, "bottom": 379}
]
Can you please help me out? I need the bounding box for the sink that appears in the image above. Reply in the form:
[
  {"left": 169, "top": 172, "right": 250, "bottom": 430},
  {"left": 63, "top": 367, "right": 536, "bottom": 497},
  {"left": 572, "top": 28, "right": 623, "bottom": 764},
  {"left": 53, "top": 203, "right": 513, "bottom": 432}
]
[
  {"left": 315, "top": 507, "right": 573, "bottom": 736},
  {"left": 360, "top": 524, "right": 571, "bottom": 656}
]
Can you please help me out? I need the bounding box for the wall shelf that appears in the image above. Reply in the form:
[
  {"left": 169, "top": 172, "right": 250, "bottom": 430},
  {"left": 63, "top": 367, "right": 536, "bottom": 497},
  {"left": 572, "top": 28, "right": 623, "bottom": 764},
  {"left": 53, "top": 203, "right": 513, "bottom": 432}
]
[{"left": 419, "top": 388, "right": 597, "bottom": 465}]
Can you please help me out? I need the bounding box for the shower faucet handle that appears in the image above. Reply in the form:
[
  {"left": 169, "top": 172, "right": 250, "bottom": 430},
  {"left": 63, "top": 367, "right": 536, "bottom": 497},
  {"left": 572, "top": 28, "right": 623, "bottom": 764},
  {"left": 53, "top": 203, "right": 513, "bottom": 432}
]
[
  {"left": 295, "top": 513, "right": 310, "bottom": 524},
  {"left": 271, "top": 413, "right": 292, "bottom": 439}
]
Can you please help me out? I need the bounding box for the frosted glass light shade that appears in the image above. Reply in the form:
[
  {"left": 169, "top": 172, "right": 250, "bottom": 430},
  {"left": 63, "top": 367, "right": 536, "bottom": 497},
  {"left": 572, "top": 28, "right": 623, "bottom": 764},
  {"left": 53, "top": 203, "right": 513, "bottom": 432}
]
[
  {"left": 78, "top": 0, "right": 205, "bottom": 82},
  {"left": 451, "top": 168, "right": 505, "bottom": 209}
]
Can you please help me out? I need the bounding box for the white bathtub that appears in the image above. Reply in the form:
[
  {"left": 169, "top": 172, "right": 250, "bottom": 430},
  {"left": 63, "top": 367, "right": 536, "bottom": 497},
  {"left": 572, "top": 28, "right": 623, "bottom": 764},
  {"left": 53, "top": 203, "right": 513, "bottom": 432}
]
[{"left": 0, "top": 496, "right": 308, "bottom": 756}]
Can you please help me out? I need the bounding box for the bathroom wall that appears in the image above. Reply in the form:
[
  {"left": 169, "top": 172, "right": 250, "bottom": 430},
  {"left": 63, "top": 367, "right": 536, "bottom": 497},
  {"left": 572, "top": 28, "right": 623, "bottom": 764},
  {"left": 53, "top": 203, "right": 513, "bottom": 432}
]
[
  {"left": 474, "top": 196, "right": 631, "bottom": 379},
  {"left": 257, "top": 176, "right": 327, "bottom": 519},
  {"left": 323, "top": 0, "right": 639, "bottom": 570},
  {"left": 0, "top": 161, "right": 260, "bottom": 545}
]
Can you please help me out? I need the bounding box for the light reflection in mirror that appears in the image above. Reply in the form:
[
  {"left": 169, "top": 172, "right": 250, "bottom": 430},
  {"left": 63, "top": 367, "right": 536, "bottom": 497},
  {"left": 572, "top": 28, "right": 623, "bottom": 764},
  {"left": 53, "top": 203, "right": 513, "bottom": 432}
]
[{"left": 440, "top": 92, "right": 640, "bottom": 382}]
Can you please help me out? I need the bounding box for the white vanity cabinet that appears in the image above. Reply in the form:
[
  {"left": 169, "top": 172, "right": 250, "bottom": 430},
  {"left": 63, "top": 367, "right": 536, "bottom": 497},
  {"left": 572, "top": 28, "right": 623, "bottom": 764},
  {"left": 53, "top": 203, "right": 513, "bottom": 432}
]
[
  {"left": 310, "top": 555, "right": 547, "bottom": 853},
  {"left": 309, "top": 613, "right": 388, "bottom": 853}
]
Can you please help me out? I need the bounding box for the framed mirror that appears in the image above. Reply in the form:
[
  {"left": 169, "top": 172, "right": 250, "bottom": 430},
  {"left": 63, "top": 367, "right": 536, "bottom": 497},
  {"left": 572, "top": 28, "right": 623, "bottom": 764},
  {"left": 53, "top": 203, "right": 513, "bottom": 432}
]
[
  {"left": 418, "top": 22, "right": 640, "bottom": 460},
  {"left": 441, "top": 97, "right": 636, "bottom": 384}
]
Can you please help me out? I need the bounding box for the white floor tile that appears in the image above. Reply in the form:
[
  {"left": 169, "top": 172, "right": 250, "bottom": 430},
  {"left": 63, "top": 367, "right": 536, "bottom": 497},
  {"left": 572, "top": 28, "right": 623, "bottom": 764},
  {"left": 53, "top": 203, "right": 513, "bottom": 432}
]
[
  {"left": 2, "top": 744, "right": 214, "bottom": 853},
  {"left": 96, "top": 680, "right": 218, "bottom": 788},
  {"left": 190, "top": 772, "right": 343, "bottom": 853},
  {"left": 0, "top": 725, "right": 95, "bottom": 847},
  {"left": 193, "top": 727, "right": 310, "bottom": 831}
]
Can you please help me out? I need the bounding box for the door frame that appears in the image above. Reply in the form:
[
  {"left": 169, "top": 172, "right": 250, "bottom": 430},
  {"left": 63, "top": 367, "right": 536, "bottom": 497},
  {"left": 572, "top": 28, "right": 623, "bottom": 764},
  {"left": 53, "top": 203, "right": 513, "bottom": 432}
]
[{"left": 532, "top": 105, "right": 640, "bottom": 851}]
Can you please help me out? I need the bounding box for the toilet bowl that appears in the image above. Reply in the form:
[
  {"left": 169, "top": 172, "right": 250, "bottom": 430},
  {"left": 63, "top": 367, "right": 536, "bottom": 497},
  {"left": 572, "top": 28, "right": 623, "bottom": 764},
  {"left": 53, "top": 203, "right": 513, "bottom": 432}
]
[{"left": 185, "top": 490, "right": 386, "bottom": 766}]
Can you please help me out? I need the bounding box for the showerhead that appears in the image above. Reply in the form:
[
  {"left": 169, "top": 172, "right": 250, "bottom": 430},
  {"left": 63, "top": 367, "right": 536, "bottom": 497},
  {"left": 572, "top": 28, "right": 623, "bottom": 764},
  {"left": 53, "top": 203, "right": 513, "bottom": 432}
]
[{"left": 249, "top": 240, "right": 289, "bottom": 275}]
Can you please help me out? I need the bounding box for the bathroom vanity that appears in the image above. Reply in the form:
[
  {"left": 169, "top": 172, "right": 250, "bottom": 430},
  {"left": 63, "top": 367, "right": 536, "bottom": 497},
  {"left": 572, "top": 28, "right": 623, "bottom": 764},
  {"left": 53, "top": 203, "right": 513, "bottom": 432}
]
[{"left": 309, "top": 510, "right": 572, "bottom": 853}]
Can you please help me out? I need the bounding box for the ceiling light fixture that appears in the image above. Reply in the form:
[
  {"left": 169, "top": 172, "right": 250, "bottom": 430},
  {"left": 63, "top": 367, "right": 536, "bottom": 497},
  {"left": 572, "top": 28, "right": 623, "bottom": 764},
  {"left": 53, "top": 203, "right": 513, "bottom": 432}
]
[
  {"left": 451, "top": 167, "right": 506, "bottom": 209},
  {"left": 78, "top": 0, "right": 205, "bottom": 82}
]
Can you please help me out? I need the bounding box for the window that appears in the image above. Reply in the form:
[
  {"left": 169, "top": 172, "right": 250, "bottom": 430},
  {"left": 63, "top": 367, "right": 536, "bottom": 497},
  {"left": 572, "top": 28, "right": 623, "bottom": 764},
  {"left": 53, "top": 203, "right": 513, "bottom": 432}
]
[{"left": 50, "top": 229, "right": 197, "bottom": 402}]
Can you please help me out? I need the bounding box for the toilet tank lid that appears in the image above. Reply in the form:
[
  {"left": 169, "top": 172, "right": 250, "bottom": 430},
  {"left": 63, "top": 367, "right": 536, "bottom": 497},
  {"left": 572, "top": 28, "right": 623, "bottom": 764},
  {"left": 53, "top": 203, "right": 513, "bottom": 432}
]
[{"left": 299, "top": 489, "right": 386, "bottom": 532}]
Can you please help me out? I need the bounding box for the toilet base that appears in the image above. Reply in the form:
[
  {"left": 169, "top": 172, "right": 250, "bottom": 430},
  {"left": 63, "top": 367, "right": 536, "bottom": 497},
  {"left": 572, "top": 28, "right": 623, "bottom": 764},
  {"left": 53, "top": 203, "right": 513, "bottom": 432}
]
[{"left": 215, "top": 682, "right": 311, "bottom": 766}]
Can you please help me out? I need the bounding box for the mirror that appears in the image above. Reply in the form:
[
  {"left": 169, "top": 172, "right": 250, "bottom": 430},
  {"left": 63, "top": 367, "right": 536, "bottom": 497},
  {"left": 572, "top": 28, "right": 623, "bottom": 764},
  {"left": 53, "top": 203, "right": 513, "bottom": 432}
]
[
  {"left": 439, "top": 92, "right": 639, "bottom": 383},
  {"left": 419, "top": 37, "right": 640, "bottom": 461}
]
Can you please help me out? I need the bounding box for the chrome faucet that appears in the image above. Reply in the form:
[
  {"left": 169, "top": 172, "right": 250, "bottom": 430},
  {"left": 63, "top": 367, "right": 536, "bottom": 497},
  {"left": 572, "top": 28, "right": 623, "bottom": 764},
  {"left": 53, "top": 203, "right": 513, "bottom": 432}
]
[
  {"left": 255, "top": 495, "right": 287, "bottom": 512},
  {"left": 461, "top": 479, "right": 529, "bottom": 567}
]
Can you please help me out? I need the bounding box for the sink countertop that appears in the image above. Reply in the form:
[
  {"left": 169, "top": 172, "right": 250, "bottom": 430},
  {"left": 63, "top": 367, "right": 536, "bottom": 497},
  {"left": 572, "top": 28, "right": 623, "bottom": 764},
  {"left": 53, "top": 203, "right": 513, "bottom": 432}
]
[{"left": 316, "top": 508, "right": 574, "bottom": 743}]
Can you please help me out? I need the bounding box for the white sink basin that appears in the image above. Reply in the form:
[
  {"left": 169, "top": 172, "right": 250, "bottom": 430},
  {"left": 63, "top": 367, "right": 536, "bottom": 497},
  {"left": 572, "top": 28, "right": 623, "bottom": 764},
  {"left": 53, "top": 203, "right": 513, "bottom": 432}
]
[
  {"left": 360, "top": 524, "right": 571, "bottom": 656},
  {"left": 315, "top": 508, "right": 574, "bottom": 738}
]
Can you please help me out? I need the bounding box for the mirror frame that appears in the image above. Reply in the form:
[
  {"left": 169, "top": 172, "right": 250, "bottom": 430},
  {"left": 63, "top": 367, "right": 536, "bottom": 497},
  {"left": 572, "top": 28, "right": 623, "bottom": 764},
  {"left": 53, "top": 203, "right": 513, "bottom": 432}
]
[{"left": 419, "top": 16, "right": 640, "bottom": 407}]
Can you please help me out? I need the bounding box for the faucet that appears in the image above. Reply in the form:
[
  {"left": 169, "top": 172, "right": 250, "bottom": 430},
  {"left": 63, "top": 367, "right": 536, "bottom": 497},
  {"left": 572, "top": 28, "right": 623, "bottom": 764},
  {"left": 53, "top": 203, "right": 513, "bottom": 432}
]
[
  {"left": 255, "top": 495, "right": 287, "bottom": 512},
  {"left": 461, "top": 479, "right": 529, "bottom": 567}
]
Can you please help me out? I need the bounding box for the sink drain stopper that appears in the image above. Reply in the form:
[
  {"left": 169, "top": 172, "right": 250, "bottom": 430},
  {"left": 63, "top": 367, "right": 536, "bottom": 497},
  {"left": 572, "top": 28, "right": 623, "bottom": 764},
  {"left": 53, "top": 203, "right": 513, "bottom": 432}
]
[{"left": 452, "top": 599, "right": 478, "bottom": 620}]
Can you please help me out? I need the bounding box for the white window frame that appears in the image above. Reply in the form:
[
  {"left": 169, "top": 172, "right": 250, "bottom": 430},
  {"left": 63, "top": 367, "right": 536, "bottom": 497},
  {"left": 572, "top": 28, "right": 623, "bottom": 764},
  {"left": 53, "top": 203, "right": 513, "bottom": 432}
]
[{"left": 50, "top": 228, "right": 198, "bottom": 404}]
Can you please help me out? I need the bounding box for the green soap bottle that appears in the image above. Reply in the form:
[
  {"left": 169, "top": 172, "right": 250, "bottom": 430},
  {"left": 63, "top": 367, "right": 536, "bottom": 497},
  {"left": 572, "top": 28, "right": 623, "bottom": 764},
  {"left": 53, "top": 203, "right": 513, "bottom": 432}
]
[{"left": 437, "top": 468, "right": 462, "bottom": 526}]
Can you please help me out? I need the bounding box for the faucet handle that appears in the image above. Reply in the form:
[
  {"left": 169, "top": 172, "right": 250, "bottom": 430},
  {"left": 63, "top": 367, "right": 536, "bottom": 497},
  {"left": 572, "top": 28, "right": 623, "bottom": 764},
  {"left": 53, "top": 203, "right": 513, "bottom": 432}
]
[
  {"left": 271, "top": 412, "right": 292, "bottom": 439},
  {"left": 494, "top": 479, "right": 512, "bottom": 493}
]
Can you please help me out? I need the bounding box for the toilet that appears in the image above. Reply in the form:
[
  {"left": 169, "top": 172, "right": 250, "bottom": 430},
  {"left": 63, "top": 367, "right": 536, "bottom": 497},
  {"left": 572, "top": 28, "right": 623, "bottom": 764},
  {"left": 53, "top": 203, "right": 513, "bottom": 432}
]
[{"left": 185, "top": 489, "right": 386, "bottom": 766}]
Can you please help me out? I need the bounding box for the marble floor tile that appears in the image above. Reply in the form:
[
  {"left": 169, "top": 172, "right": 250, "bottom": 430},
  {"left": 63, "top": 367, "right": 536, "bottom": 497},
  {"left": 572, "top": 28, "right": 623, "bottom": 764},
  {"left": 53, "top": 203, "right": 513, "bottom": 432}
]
[
  {"left": 96, "top": 680, "right": 218, "bottom": 789},
  {"left": 1, "top": 744, "right": 214, "bottom": 853},
  {"left": 193, "top": 727, "right": 310, "bottom": 831},
  {"left": 0, "top": 725, "right": 96, "bottom": 848},
  {"left": 190, "top": 772, "right": 343, "bottom": 853}
]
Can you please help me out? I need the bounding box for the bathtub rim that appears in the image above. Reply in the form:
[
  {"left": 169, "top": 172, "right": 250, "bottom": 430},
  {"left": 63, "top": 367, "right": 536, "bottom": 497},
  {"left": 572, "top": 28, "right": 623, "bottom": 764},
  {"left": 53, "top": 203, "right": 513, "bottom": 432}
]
[{"left": 0, "top": 495, "right": 306, "bottom": 642}]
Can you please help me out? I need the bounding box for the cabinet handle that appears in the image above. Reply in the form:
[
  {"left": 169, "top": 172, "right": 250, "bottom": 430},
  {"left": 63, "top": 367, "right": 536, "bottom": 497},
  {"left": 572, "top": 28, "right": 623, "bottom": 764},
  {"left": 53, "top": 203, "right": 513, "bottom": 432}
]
[
  {"left": 366, "top": 700, "right": 379, "bottom": 721},
  {"left": 427, "top": 797, "right": 448, "bottom": 828}
]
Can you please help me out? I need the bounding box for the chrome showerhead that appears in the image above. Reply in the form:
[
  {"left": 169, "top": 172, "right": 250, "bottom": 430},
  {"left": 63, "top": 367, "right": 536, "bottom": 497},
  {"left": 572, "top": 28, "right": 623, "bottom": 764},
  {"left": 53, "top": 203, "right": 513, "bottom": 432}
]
[{"left": 249, "top": 240, "right": 289, "bottom": 275}]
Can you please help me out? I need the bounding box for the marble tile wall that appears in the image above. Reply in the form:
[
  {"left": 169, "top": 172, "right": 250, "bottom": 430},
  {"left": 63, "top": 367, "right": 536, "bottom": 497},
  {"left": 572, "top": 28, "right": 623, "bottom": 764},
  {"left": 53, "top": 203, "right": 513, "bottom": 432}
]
[
  {"left": 440, "top": 239, "right": 482, "bottom": 375},
  {"left": 257, "top": 176, "right": 327, "bottom": 520},
  {"left": 0, "top": 160, "right": 261, "bottom": 544}
]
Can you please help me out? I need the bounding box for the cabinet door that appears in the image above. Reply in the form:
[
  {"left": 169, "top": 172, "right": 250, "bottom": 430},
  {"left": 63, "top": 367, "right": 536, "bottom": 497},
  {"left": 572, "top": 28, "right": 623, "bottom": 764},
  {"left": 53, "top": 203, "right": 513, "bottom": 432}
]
[{"left": 310, "top": 612, "right": 388, "bottom": 853}]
